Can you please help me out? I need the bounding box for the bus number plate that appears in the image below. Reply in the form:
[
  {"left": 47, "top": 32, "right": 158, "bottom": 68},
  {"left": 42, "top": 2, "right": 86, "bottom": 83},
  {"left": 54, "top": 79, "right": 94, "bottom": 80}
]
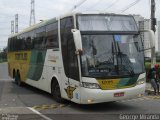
[{"left": 114, "top": 92, "right": 124, "bottom": 97}]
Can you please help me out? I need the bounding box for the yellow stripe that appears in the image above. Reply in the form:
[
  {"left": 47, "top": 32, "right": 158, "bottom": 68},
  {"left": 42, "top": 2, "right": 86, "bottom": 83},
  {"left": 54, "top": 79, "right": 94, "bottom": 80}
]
[
  {"left": 7, "top": 51, "right": 31, "bottom": 82},
  {"left": 97, "top": 79, "right": 120, "bottom": 90},
  {"left": 97, "top": 79, "right": 136, "bottom": 90}
]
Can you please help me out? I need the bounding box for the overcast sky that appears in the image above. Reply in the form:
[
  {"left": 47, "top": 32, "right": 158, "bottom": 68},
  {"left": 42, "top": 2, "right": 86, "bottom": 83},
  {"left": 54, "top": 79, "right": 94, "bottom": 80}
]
[{"left": 0, "top": 0, "right": 160, "bottom": 50}]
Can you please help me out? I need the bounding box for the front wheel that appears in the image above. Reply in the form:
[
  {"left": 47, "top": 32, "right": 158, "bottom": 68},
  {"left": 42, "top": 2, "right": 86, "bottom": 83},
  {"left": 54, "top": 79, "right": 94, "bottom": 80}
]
[{"left": 51, "top": 81, "right": 64, "bottom": 103}]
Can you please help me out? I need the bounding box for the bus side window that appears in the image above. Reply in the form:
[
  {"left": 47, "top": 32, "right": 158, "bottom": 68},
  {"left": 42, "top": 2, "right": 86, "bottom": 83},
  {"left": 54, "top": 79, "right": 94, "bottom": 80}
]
[
  {"left": 12, "top": 37, "right": 17, "bottom": 51},
  {"left": 7, "top": 39, "right": 10, "bottom": 52},
  {"left": 35, "top": 27, "right": 46, "bottom": 50},
  {"left": 25, "top": 37, "right": 32, "bottom": 50},
  {"left": 46, "top": 22, "right": 59, "bottom": 49},
  {"left": 18, "top": 34, "right": 26, "bottom": 51}
]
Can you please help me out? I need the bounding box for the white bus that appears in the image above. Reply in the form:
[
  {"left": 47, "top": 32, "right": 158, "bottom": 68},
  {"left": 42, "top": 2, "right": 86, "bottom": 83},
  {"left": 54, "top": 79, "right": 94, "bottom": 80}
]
[{"left": 8, "top": 13, "right": 150, "bottom": 104}]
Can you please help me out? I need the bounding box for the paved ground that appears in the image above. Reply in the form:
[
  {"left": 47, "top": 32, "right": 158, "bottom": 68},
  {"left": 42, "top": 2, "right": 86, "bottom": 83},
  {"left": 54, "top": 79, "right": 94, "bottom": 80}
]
[
  {"left": 0, "top": 63, "right": 160, "bottom": 120},
  {"left": 0, "top": 62, "right": 9, "bottom": 80}
]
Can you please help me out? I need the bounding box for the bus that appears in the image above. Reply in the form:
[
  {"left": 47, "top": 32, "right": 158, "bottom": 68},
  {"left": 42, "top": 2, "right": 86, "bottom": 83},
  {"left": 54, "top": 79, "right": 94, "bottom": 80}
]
[{"left": 7, "top": 13, "right": 152, "bottom": 104}]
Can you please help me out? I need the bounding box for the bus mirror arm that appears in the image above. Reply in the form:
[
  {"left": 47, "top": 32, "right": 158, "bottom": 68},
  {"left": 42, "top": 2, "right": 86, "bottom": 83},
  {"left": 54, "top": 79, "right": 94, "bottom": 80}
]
[
  {"left": 72, "top": 29, "right": 83, "bottom": 53},
  {"left": 75, "top": 49, "right": 83, "bottom": 55}
]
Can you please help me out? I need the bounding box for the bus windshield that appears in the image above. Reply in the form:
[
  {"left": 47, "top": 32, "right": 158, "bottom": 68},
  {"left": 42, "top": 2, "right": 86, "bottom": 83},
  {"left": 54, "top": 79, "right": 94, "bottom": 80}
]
[
  {"left": 77, "top": 15, "right": 138, "bottom": 32},
  {"left": 81, "top": 34, "right": 145, "bottom": 78},
  {"left": 77, "top": 14, "right": 144, "bottom": 78}
]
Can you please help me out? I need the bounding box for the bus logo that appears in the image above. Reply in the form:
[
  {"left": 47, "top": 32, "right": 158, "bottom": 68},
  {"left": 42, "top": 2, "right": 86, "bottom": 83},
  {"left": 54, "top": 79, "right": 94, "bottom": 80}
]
[{"left": 65, "top": 86, "right": 76, "bottom": 99}]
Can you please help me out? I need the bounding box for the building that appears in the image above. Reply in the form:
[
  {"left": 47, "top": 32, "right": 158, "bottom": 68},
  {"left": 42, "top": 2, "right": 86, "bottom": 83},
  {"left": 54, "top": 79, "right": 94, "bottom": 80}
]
[{"left": 133, "top": 15, "right": 151, "bottom": 58}]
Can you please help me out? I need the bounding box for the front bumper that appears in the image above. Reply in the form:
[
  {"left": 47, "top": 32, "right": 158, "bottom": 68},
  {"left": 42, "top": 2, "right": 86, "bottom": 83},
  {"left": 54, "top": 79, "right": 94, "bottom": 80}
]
[{"left": 80, "top": 83, "right": 146, "bottom": 104}]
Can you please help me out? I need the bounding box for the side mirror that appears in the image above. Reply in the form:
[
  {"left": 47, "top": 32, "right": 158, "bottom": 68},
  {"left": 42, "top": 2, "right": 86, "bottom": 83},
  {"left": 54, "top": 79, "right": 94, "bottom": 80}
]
[
  {"left": 140, "top": 29, "right": 156, "bottom": 67},
  {"left": 139, "top": 29, "right": 155, "bottom": 49},
  {"left": 71, "top": 29, "right": 83, "bottom": 53}
]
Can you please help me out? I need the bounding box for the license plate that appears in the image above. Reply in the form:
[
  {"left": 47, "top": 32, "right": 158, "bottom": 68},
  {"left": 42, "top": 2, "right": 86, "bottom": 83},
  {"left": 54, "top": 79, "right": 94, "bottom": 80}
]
[{"left": 114, "top": 92, "right": 124, "bottom": 97}]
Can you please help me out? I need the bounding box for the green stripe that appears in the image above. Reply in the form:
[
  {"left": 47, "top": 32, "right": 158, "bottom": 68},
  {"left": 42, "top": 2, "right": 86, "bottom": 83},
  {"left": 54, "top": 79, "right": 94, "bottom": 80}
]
[
  {"left": 27, "top": 50, "right": 47, "bottom": 81},
  {"left": 117, "top": 76, "right": 138, "bottom": 88}
]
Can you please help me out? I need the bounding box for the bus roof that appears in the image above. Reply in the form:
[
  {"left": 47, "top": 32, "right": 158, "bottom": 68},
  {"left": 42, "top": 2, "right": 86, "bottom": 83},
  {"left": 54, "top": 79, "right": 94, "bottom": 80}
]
[
  {"left": 8, "top": 12, "right": 134, "bottom": 38},
  {"left": 9, "top": 17, "right": 57, "bottom": 38}
]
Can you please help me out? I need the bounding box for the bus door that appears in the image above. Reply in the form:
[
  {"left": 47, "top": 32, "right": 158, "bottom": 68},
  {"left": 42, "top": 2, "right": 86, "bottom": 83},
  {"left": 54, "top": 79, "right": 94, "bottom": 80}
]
[
  {"left": 65, "top": 37, "right": 81, "bottom": 103},
  {"left": 61, "top": 17, "right": 81, "bottom": 103}
]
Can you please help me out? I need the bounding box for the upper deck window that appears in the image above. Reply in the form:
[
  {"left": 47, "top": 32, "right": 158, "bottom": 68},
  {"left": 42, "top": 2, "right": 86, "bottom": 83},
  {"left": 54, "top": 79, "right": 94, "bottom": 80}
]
[{"left": 77, "top": 15, "right": 138, "bottom": 32}]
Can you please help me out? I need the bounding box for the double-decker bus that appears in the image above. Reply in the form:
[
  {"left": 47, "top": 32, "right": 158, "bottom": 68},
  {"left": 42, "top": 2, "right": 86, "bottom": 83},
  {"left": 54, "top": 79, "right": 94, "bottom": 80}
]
[{"left": 7, "top": 13, "right": 151, "bottom": 104}]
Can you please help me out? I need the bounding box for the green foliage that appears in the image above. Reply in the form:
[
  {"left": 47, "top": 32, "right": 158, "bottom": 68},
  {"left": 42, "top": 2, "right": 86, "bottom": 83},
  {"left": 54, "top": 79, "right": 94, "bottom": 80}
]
[
  {"left": 145, "top": 62, "right": 151, "bottom": 82},
  {"left": 0, "top": 48, "right": 7, "bottom": 63},
  {"left": 145, "top": 62, "right": 160, "bottom": 71},
  {"left": 145, "top": 62, "right": 151, "bottom": 71}
]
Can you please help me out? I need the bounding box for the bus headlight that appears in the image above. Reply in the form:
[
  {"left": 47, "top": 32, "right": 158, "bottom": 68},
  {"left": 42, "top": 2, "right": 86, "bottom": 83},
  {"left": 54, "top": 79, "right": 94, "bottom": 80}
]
[
  {"left": 82, "top": 82, "right": 100, "bottom": 89},
  {"left": 136, "top": 78, "right": 145, "bottom": 85}
]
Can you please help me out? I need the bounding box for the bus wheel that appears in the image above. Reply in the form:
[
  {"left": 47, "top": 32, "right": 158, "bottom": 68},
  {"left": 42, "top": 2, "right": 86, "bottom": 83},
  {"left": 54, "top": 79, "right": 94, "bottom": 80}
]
[
  {"left": 13, "top": 69, "right": 16, "bottom": 78},
  {"left": 51, "top": 81, "right": 64, "bottom": 103},
  {"left": 15, "top": 71, "right": 22, "bottom": 86},
  {"left": 13, "top": 69, "right": 17, "bottom": 83}
]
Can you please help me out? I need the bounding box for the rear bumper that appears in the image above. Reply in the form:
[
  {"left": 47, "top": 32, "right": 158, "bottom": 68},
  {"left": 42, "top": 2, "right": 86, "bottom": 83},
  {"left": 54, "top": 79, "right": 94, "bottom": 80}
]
[{"left": 80, "top": 83, "right": 146, "bottom": 104}]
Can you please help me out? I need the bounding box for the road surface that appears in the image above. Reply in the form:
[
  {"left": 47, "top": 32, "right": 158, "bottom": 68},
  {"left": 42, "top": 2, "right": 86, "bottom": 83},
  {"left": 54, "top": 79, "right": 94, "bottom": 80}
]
[{"left": 0, "top": 63, "right": 160, "bottom": 120}]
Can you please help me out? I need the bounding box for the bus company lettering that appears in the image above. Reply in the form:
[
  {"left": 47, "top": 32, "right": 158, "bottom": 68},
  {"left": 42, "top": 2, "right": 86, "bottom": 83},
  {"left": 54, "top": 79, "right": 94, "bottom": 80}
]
[
  {"left": 15, "top": 53, "right": 27, "bottom": 60},
  {"left": 97, "top": 79, "right": 120, "bottom": 90},
  {"left": 101, "top": 80, "right": 113, "bottom": 84},
  {"left": 48, "top": 55, "right": 59, "bottom": 63}
]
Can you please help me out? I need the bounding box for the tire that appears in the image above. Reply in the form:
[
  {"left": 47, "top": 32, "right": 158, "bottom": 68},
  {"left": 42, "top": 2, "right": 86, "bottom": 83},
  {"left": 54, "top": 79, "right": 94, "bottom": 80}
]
[
  {"left": 51, "top": 81, "right": 64, "bottom": 103},
  {"left": 13, "top": 70, "right": 17, "bottom": 83},
  {"left": 14, "top": 72, "right": 18, "bottom": 84},
  {"left": 13, "top": 69, "right": 16, "bottom": 78},
  {"left": 15, "top": 71, "right": 22, "bottom": 86}
]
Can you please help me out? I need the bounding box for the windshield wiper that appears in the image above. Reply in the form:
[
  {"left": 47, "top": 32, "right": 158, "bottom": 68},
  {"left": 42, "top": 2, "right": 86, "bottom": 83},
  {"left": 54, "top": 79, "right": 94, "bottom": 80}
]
[{"left": 116, "top": 42, "right": 135, "bottom": 75}]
